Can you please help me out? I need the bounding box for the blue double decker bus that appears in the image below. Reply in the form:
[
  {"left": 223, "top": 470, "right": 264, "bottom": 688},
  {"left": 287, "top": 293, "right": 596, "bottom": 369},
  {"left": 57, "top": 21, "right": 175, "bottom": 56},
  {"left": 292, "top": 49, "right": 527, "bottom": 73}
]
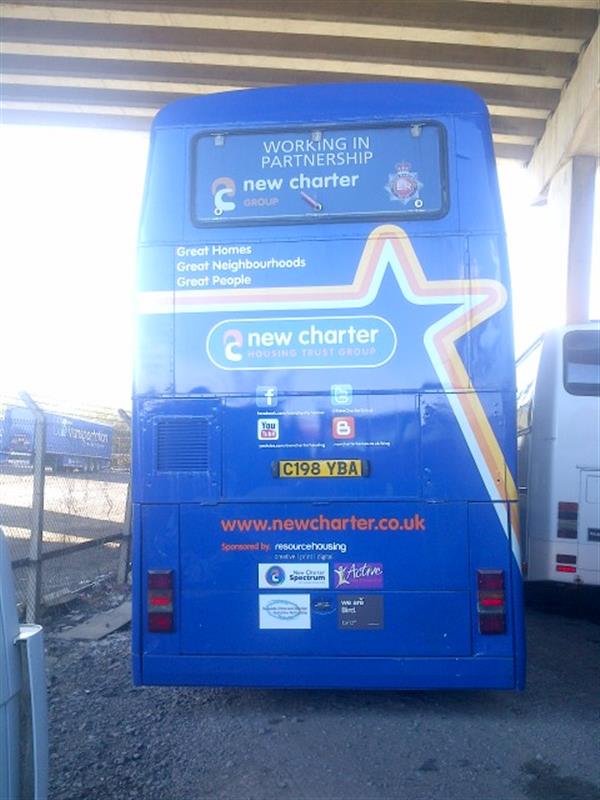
[{"left": 132, "top": 83, "right": 525, "bottom": 690}]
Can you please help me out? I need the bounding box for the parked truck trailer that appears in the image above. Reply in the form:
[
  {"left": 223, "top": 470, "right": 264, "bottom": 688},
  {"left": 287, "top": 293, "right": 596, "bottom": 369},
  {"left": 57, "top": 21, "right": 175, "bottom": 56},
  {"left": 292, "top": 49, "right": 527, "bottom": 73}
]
[{"left": 1, "top": 407, "right": 113, "bottom": 473}]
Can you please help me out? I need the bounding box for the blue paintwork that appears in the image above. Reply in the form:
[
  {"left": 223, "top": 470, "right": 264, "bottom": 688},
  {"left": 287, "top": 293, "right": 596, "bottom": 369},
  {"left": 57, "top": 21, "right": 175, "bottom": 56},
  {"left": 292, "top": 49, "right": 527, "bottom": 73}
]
[
  {"left": 132, "top": 83, "right": 525, "bottom": 690},
  {"left": 140, "top": 655, "right": 517, "bottom": 690}
]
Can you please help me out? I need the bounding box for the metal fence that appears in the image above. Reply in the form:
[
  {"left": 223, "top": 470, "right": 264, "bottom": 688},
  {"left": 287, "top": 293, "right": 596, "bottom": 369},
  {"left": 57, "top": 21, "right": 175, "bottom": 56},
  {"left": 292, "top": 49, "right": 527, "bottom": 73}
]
[{"left": 0, "top": 392, "right": 132, "bottom": 621}]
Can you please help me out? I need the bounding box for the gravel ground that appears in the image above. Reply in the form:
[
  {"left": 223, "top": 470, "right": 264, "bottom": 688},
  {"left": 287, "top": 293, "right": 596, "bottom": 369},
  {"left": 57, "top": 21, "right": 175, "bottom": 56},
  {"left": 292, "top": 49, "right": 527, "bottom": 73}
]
[{"left": 45, "top": 589, "right": 600, "bottom": 800}]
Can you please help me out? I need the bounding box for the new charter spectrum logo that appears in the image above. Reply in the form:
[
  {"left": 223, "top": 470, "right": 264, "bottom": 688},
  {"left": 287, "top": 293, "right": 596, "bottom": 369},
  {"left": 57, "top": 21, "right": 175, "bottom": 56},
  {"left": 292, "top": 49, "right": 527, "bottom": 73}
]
[
  {"left": 259, "top": 563, "right": 329, "bottom": 589},
  {"left": 265, "top": 565, "right": 285, "bottom": 586},
  {"left": 207, "top": 315, "right": 397, "bottom": 370}
]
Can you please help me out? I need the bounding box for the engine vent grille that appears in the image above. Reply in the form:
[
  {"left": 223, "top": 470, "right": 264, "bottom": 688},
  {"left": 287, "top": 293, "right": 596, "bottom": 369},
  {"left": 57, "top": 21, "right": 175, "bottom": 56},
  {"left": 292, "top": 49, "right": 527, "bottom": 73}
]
[{"left": 155, "top": 418, "right": 210, "bottom": 473}]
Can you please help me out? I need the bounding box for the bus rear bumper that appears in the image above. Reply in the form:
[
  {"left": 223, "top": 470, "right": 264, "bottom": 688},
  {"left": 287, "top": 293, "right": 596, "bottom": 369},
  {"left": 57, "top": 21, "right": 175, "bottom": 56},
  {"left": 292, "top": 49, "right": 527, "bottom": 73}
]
[{"left": 136, "top": 655, "right": 522, "bottom": 690}]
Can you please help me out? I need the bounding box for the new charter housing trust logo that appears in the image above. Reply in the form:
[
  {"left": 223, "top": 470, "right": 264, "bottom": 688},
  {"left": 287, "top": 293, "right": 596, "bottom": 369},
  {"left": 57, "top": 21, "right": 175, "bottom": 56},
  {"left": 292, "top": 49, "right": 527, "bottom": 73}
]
[
  {"left": 207, "top": 316, "right": 397, "bottom": 371},
  {"left": 222, "top": 328, "right": 243, "bottom": 362},
  {"left": 212, "top": 176, "right": 236, "bottom": 216}
]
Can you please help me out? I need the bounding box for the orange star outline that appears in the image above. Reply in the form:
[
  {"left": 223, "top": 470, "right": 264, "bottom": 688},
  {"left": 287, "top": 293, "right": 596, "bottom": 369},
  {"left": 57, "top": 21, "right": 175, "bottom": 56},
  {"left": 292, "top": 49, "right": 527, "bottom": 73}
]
[{"left": 139, "top": 224, "right": 520, "bottom": 561}]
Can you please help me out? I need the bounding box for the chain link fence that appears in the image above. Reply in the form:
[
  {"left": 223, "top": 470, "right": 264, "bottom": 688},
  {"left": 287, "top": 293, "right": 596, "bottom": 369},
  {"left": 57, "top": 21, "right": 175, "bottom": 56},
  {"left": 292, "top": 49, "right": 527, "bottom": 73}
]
[{"left": 0, "top": 392, "right": 131, "bottom": 620}]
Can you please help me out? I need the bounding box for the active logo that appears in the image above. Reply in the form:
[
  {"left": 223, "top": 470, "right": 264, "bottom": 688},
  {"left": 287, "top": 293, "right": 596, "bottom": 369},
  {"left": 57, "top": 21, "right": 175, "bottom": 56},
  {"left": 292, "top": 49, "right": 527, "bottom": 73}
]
[
  {"left": 212, "top": 176, "right": 236, "bottom": 216},
  {"left": 333, "top": 562, "right": 384, "bottom": 589},
  {"left": 258, "top": 419, "right": 279, "bottom": 441},
  {"left": 332, "top": 416, "right": 355, "bottom": 440}
]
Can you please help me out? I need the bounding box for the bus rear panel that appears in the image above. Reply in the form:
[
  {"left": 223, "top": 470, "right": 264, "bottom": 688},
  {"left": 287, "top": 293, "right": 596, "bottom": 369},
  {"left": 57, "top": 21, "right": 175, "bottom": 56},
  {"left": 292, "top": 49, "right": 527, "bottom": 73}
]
[
  {"left": 133, "top": 83, "right": 525, "bottom": 690},
  {"left": 518, "top": 324, "right": 600, "bottom": 586}
]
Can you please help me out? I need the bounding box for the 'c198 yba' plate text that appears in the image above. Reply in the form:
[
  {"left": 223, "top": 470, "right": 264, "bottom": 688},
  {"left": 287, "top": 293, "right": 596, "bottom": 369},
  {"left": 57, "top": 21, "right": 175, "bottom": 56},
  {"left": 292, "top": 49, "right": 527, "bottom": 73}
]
[{"left": 274, "top": 459, "right": 369, "bottom": 478}]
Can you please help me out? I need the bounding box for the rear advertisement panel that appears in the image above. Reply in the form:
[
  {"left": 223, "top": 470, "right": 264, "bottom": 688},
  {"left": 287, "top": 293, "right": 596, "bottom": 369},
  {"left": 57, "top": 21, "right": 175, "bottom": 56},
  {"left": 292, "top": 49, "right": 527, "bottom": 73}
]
[
  {"left": 178, "top": 501, "right": 474, "bottom": 657},
  {"left": 193, "top": 123, "right": 447, "bottom": 224}
]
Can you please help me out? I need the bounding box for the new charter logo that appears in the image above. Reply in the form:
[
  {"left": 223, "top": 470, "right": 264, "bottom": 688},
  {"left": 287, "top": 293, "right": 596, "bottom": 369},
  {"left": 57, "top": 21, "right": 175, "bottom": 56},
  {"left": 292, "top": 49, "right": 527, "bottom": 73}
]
[
  {"left": 222, "top": 328, "right": 243, "bottom": 362},
  {"left": 212, "top": 176, "right": 236, "bottom": 216},
  {"left": 207, "top": 315, "right": 397, "bottom": 370}
]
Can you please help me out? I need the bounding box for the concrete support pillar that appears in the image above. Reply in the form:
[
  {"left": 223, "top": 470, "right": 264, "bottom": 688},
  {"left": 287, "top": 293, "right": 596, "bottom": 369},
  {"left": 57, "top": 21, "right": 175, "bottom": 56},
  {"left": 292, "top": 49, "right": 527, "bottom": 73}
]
[
  {"left": 544, "top": 156, "right": 597, "bottom": 326},
  {"left": 566, "top": 156, "right": 597, "bottom": 324},
  {"left": 526, "top": 25, "right": 599, "bottom": 325}
]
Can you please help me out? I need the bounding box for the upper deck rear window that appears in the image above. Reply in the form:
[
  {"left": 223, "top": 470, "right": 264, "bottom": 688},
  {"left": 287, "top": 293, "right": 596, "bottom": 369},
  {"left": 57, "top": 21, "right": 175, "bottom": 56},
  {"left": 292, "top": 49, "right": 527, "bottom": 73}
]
[
  {"left": 564, "top": 330, "right": 600, "bottom": 396},
  {"left": 192, "top": 122, "right": 447, "bottom": 225}
]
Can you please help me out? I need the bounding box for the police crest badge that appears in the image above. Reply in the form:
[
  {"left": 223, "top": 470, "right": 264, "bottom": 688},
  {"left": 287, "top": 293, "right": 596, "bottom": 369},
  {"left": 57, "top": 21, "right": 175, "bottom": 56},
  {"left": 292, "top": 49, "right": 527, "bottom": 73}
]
[{"left": 385, "top": 162, "right": 424, "bottom": 207}]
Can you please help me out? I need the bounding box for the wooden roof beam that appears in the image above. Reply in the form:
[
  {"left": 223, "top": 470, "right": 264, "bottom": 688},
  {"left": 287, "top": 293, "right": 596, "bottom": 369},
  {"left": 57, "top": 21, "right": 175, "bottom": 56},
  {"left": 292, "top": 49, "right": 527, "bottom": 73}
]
[
  {"left": 1, "top": 3, "right": 591, "bottom": 52},
  {"left": 528, "top": 25, "right": 600, "bottom": 194},
  {"left": 0, "top": 41, "right": 569, "bottom": 90}
]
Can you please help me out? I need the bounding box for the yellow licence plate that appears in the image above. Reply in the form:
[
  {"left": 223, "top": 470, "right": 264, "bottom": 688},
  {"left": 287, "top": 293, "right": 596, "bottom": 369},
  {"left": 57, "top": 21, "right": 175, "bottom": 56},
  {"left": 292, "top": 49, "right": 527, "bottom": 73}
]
[{"left": 276, "top": 459, "right": 368, "bottom": 478}]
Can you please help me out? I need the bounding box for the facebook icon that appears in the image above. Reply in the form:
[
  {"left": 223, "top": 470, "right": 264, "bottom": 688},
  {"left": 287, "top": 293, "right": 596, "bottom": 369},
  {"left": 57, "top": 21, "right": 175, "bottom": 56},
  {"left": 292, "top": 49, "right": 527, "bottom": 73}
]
[{"left": 256, "top": 386, "right": 278, "bottom": 408}]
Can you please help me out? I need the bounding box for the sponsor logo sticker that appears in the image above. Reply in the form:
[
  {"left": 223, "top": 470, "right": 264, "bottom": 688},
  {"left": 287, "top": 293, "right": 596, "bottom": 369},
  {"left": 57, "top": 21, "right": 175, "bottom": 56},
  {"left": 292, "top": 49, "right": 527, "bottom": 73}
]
[
  {"left": 338, "top": 595, "right": 384, "bottom": 630},
  {"left": 312, "top": 596, "right": 336, "bottom": 615},
  {"left": 259, "top": 594, "right": 311, "bottom": 629},
  {"left": 333, "top": 562, "right": 384, "bottom": 589},
  {"left": 259, "top": 563, "right": 329, "bottom": 589}
]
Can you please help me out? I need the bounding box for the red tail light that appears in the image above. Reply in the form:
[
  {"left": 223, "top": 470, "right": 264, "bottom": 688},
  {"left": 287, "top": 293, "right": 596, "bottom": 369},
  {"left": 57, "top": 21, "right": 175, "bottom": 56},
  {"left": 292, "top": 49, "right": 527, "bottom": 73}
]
[
  {"left": 148, "top": 570, "right": 174, "bottom": 632},
  {"left": 479, "top": 614, "right": 506, "bottom": 634},
  {"left": 148, "top": 571, "right": 172, "bottom": 589},
  {"left": 477, "top": 570, "right": 506, "bottom": 635},
  {"left": 557, "top": 501, "right": 578, "bottom": 539},
  {"left": 555, "top": 553, "right": 577, "bottom": 574},
  {"left": 148, "top": 612, "right": 174, "bottom": 631}
]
